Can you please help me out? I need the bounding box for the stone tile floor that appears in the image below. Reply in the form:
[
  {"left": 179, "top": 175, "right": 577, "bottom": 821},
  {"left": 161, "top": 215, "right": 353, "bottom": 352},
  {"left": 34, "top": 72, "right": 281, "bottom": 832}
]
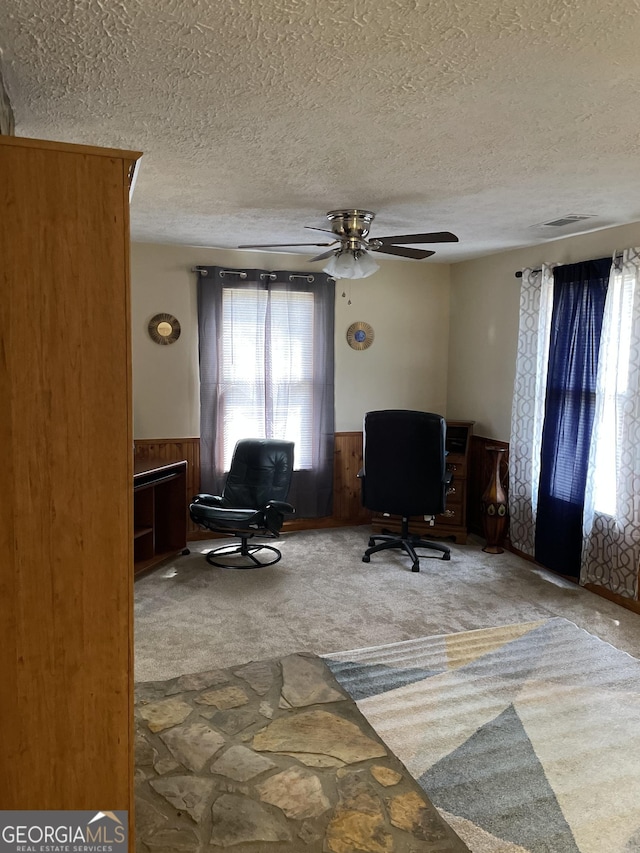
[{"left": 135, "top": 652, "right": 469, "bottom": 852}]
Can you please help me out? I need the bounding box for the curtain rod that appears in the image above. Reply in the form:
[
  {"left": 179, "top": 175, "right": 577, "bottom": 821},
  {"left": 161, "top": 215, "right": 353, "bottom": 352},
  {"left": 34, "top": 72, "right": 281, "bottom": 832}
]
[
  {"left": 191, "top": 266, "right": 248, "bottom": 278},
  {"left": 191, "top": 266, "right": 330, "bottom": 283},
  {"left": 515, "top": 251, "right": 624, "bottom": 278}
]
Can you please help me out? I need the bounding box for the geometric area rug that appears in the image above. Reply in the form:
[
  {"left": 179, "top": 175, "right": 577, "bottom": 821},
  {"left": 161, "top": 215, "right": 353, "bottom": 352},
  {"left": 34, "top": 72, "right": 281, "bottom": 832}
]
[{"left": 323, "top": 618, "right": 640, "bottom": 853}]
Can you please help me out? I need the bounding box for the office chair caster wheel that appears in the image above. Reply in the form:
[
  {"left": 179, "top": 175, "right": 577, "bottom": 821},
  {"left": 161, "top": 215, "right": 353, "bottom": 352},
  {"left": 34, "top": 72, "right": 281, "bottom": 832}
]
[
  {"left": 368, "top": 538, "right": 375, "bottom": 547},
  {"left": 412, "top": 562, "right": 420, "bottom": 572},
  {"left": 443, "top": 552, "right": 451, "bottom": 561},
  {"left": 362, "top": 555, "right": 370, "bottom": 563}
]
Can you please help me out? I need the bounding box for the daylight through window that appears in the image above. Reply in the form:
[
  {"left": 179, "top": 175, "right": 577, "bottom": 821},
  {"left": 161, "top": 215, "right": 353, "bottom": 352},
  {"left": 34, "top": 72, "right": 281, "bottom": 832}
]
[{"left": 220, "top": 286, "right": 314, "bottom": 471}]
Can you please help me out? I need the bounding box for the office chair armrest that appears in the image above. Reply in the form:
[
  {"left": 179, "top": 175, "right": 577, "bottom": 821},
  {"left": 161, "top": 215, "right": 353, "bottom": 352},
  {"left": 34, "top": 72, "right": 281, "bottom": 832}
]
[
  {"left": 191, "top": 493, "right": 225, "bottom": 506},
  {"left": 266, "top": 500, "right": 295, "bottom": 514},
  {"left": 264, "top": 501, "right": 295, "bottom": 536},
  {"left": 190, "top": 504, "right": 262, "bottom": 525}
]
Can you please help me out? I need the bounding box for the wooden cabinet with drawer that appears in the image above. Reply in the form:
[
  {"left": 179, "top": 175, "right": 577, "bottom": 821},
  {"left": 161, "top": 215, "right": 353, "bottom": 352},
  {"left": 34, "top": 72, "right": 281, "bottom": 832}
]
[{"left": 371, "top": 419, "right": 474, "bottom": 545}]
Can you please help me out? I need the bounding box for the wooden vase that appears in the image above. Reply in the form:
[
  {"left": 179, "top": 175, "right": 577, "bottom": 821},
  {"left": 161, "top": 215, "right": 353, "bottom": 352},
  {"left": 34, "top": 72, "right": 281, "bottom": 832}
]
[{"left": 481, "top": 445, "right": 508, "bottom": 553}]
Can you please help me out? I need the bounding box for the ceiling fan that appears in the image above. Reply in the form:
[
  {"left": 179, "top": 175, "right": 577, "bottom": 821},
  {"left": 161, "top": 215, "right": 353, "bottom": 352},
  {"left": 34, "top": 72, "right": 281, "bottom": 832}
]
[{"left": 238, "top": 209, "right": 459, "bottom": 278}]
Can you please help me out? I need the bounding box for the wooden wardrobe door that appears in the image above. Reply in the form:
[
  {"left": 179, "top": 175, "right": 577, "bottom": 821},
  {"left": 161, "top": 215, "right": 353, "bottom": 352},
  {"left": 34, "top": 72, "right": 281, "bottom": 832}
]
[{"left": 0, "top": 137, "right": 141, "bottom": 814}]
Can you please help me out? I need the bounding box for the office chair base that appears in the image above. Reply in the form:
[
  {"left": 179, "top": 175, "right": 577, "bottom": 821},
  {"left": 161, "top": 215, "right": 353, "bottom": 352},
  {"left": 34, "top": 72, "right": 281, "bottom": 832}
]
[
  {"left": 205, "top": 540, "right": 282, "bottom": 569},
  {"left": 363, "top": 530, "right": 450, "bottom": 572}
]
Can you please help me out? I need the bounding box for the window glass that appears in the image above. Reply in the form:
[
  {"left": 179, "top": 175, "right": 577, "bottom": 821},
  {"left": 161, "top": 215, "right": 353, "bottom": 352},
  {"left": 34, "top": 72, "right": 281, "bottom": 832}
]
[{"left": 220, "top": 287, "right": 314, "bottom": 471}]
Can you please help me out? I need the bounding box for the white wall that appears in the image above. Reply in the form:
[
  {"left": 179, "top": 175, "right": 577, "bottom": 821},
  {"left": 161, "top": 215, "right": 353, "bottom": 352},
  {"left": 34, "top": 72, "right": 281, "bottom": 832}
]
[
  {"left": 131, "top": 242, "right": 451, "bottom": 438},
  {"left": 334, "top": 261, "right": 450, "bottom": 430},
  {"left": 131, "top": 243, "right": 200, "bottom": 438},
  {"left": 131, "top": 224, "right": 640, "bottom": 443},
  {"left": 447, "top": 222, "right": 640, "bottom": 441}
]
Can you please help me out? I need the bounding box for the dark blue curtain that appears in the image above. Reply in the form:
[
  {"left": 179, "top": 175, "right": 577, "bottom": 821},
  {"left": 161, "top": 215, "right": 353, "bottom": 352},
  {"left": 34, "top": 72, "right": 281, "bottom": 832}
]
[{"left": 534, "top": 258, "right": 610, "bottom": 576}]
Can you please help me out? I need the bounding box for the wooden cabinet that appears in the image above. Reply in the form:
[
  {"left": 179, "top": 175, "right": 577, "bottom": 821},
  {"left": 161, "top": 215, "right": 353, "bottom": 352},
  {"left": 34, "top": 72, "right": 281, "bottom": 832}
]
[
  {"left": 134, "top": 460, "right": 189, "bottom": 574},
  {"left": 371, "top": 419, "right": 474, "bottom": 544},
  {"left": 1, "top": 137, "right": 141, "bottom": 812},
  {"left": 434, "top": 420, "right": 475, "bottom": 543}
]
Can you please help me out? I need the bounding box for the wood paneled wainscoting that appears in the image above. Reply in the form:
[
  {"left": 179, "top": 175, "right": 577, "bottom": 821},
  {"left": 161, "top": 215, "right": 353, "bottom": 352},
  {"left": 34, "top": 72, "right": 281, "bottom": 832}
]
[
  {"left": 134, "top": 433, "right": 371, "bottom": 538},
  {"left": 135, "top": 433, "right": 513, "bottom": 543},
  {"left": 331, "top": 431, "right": 372, "bottom": 526},
  {"left": 135, "top": 439, "right": 202, "bottom": 536}
]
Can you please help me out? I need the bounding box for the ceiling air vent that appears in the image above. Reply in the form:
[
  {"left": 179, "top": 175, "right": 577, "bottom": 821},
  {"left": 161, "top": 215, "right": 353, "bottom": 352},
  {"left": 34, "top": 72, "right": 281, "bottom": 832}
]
[{"left": 536, "top": 214, "right": 595, "bottom": 228}]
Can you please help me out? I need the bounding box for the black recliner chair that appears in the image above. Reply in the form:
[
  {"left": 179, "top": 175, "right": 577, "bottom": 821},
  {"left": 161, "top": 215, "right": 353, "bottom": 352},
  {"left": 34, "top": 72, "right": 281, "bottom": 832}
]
[
  {"left": 190, "top": 438, "right": 295, "bottom": 569},
  {"left": 359, "top": 410, "right": 452, "bottom": 572}
]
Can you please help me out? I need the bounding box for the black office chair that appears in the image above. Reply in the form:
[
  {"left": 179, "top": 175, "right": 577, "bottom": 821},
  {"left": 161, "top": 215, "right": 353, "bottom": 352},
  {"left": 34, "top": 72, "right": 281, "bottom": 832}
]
[
  {"left": 189, "top": 438, "right": 295, "bottom": 569},
  {"left": 359, "top": 410, "right": 452, "bottom": 572}
]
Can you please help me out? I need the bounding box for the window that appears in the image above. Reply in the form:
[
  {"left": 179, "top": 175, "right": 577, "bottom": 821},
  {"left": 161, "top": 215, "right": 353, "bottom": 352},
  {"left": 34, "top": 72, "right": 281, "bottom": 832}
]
[
  {"left": 510, "top": 248, "right": 640, "bottom": 596},
  {"left": 220, "top": 286, "right": 314, "bottom": 471},
  {"left": 590, "top": 264, "right": 634, "bottom": 516},
  {"left": 196, "top": 266, "right": 335, "bottom": 518}
]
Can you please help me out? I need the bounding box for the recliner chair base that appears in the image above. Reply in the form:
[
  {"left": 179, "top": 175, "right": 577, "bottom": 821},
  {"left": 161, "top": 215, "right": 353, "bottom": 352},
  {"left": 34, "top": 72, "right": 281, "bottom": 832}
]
[
  {"left": 205, "top": 537, "right": 282, "bottom": 569},
  {"left": 362, "top": 518, "right": 450, "bottom": 572}
]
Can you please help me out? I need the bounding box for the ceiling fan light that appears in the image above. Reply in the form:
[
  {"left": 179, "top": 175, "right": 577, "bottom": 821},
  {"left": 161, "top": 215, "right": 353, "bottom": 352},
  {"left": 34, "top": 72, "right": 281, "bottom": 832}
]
[
  {"left": 322, "top": 249, "right": 379, "bottom": 280},
  {"left": 353, "top": 250, "right": 380, "bottom": 278},
  {"left": 322, "top": 251, "right": 349, "bottom": 278},
  {"left": 324, "top": 251, "right": 356, "bottom": 278}
]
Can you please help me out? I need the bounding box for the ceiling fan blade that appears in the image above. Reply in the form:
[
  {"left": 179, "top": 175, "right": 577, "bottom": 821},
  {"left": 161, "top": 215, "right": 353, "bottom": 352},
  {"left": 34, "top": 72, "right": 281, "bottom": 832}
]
[
  {"left": 371, "top": 245, "right": 436, "bottom": 260},
  {"left": 375, "top": 231, "right": 459, "bottom": 245},
  {"left": 238, "top": 241, "right": 336, "bottom": 249},
  {"left": 308, "top": 249, "right": 338, "bottom": 262}
]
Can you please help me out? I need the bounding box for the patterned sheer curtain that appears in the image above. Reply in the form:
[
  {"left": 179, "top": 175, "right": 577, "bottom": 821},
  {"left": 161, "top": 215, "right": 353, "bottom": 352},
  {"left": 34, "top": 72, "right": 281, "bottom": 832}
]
[
  {"left": 581, "top": 248, "right": 640, "bottom": 598},
  {"left": 508, "top": 265, "right": 554, "bottom": 555}
]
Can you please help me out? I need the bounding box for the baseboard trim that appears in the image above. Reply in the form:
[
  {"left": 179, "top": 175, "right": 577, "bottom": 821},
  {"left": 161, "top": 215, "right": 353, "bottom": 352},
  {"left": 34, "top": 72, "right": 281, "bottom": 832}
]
[
  {"left": 509, "top": 544, "right": 640, "bottom": 611},
  {"left": 583, "top": 583, "right": 640, "bottom": 614}
]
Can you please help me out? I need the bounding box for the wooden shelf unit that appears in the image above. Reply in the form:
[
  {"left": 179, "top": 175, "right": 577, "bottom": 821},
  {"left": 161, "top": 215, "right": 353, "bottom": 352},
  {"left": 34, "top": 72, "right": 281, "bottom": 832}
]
[
  {"left": 134, "top": 459, "right": 188, "bottom": 574},
  {"left": 371, "top": 419, "right": 475, "bottom": 544},
  {"left": 1, "top": 136, "right": 140, "bottom": 812}
]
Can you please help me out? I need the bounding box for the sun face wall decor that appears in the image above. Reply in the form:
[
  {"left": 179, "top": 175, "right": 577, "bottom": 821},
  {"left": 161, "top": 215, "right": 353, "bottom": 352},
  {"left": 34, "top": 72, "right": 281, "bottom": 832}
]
[
  {"left": 148, "top": 313, "right": 181, "bottom": 345},
  {"left": 346, "top": 321, "right": 374, "bottom": 350}
]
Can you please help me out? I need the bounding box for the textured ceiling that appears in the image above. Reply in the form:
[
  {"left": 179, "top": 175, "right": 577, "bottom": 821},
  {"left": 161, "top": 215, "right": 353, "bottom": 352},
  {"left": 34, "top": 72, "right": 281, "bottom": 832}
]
[{"left": 2, "top": 0, "right": 640, "bottom": 262}]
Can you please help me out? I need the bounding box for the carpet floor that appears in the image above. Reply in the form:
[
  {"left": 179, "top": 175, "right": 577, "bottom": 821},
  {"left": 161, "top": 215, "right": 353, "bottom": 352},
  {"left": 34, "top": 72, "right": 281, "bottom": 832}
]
[
  {"left": 134, "top": 527, "right": 640, "bottom": 682},
  {"left": 324, "top": 618, "right": 640, "bottom": 853}
]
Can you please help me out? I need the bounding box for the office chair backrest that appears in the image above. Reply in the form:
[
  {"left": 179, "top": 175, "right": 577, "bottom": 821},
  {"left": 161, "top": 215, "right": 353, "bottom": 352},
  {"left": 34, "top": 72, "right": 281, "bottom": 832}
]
[
  {"left": 362, "top": 410, "right": 447, "bottom": 517},
  {"left": 223, "top": 439, "right": 294, "bottom": 509}
]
